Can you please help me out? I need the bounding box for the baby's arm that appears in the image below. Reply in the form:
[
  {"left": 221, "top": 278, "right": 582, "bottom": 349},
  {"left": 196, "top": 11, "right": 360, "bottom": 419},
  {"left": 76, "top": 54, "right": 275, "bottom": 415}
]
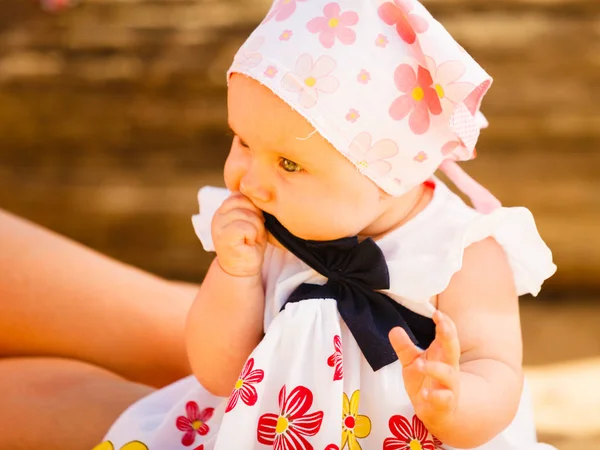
[
  {"left": 391, "top": 237, "right": 523, "bottom": 448},
  {"left": 185, "top": 193, "right": 267, "bottom": 397}
]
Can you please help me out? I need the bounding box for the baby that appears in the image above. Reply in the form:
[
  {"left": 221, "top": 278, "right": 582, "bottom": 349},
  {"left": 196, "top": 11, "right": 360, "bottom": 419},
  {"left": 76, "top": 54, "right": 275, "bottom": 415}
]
[{"left": 95, "top": 1, "right": 557, "bottom": 449}]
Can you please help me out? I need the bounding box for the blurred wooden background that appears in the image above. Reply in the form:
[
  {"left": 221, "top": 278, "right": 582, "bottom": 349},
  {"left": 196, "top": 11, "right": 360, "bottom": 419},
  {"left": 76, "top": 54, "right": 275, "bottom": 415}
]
[{"left": 0, "top": 0, "right": 598, "bottom": 288}]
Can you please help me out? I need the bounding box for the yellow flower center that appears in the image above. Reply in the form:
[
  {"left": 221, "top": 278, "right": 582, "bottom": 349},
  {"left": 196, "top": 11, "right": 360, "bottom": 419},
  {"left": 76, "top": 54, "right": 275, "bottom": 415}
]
[
  {"left": 235, "top": 379, "right": 244, "bottom": 389},
  {"left": 412, "top": 86, "right": 424, "bottom": 101},
  {"left": 276, "top": 416, "right": 289, "bottom": 434},
  {"left": 435, "top": 83, "right": 445, "bottom": 98},
  {"left": 409, "top": 439, "right": 423, "bottom": 450},
  {"left": 191, "top": 420, "right": 203, "bottom": 430},
  {"left": 304, "top": 76, "right": 317, "bottom": 87},
  {"left": 329, "top": 18, "right": 339, "bottom": 28},
  {"left": 357, "top": 160, "right": 368, "bottom": 169}
]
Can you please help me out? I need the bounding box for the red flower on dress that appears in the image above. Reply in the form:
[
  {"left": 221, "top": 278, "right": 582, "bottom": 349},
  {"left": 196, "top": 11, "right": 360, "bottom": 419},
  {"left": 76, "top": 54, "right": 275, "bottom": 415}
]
[
  {"left": 389, "top": 64, "right": 442, "bottom": 135},
  {"left": 175, "top": 401, "right": 214, "bottom": 446},
  {"left": 257, "top": 385, "right": 324, "bottom": 449},
  {"left": 433, "top": 435, "right": 444, "bottom": 449},
  {"left": 194, "top": 446, "right": 204, "bottom": 450},
  {"left": 226, "top": 358, "right": 265, "bottom": 413},
  {"left": 325, "top": 446, "right": 339, "bottom": 450},
  {"left": 383, "top": 414, "right": 435, "bottom": 450},
  {"left": 327, "top": 335, "right": 343, "bottom": 381},
  {"left": 377, "top": 0, "right": 429, "bottom": 44}
]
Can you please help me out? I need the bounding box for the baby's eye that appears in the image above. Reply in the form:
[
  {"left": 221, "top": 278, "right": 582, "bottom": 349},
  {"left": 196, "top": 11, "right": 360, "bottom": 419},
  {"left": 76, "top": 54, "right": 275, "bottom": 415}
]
[{"left": 279, "top": 157, "right": 302, "bottom": 173}]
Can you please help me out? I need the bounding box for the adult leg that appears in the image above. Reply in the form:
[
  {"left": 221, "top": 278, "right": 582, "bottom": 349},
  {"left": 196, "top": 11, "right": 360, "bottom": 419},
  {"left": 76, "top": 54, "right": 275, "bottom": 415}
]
[{"left": 0, "top": 357, "right": 154, "bottom": 450}]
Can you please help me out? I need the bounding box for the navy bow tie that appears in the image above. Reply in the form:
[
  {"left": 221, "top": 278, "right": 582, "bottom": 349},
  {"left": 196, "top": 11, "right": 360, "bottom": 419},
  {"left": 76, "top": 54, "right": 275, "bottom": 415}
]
[{"left": 263, "top": 213, "right": 435, "bottom": 371}]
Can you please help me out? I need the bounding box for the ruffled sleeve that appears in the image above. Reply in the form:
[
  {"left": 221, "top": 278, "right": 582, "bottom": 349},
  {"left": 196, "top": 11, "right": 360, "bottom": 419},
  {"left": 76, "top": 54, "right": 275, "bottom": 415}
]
[
  {"left": 381, "top": 182, "right": 557, "bottom": 317},
  {"left": 191, "top": 186, "right": 231, "bottom": 252}
]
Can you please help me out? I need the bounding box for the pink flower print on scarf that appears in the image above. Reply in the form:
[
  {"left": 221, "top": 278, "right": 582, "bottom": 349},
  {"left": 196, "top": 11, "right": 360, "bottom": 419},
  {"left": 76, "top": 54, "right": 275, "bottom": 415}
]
[
  {"left": 265, "top": 0, "right": 307, "bottom": 23},
  {"left": 348, "top": 132, "right": 398, "bottom": 179},
  {"left": 307, "top": 2, "right": 359, "bottom": 49},
  {"left": 378, "top": 0, "right": 429, "bottom": 45},
  {"left": 425, "top": 56, "right": 474, "bottom": 114},
  {"left": 375, "top": 33, "right": 389, "bottom": 48},
  {"left": 257, "top": 385, "right": 324, "bottom": 449},
  {"left": 282, "top": 54, "right": 339, "bottom": 109},
  {"left": 389, "top": 64, "right": 442, "bottom": 135},
  {"left": 346, "top": 108, "right": 360, "bottom": 123},
  {"left": 233, "top": 36, "right": 264, "bottom": 70}
]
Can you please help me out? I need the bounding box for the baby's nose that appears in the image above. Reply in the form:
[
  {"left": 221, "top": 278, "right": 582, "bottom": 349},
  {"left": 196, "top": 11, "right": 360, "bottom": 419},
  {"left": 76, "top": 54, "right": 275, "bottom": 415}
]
[{"left": 240, "top": 172, "right": 272, "bottom": 204}]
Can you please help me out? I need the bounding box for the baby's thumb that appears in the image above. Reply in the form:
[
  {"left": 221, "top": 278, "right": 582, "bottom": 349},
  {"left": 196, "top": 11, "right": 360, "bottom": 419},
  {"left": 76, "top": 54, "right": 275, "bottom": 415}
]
[{"left": 389, "top": 327, "right": 423, "bottom": 368}]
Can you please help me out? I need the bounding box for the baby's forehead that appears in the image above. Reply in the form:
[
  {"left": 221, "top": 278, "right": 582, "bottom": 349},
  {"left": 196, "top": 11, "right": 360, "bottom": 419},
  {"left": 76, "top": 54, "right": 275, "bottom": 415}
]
[{"left": 228, "top": 74, "right": 326, "bottom": 152}]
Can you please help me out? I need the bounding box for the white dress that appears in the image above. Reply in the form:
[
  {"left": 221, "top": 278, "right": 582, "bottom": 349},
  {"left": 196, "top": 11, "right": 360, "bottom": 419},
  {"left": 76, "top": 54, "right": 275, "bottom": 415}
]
[{"left": 95, "top": 179, "right": 557, "bottom": 450}]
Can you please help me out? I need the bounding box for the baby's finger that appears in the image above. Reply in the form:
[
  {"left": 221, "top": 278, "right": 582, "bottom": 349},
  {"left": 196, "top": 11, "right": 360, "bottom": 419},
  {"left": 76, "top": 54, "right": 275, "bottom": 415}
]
[
  {"left": 433, "top": 311, "right": 461, "bottom": 367},
  {"left": 389, "top": 327, "right": 423, "bottom": 368},
  {"left": 214, "top": 207, "right": 265, "bottom": 235},
  {"left": 421, "top": 361, "right": 460, "bottom": 392},
  {"left": 219, "top": 192, "right": 263, "bottom": 215},
  {"left": 221, "top": 220, "right": 263, "bottom": 246}
]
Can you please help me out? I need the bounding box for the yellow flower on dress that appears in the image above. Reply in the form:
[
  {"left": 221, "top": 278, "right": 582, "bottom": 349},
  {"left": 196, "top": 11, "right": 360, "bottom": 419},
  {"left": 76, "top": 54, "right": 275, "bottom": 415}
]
[
  {"left": 341, "top": 390, "right": 371, "bottom": 450},
  {"left": 92, "top": 441, "right": 148, "bottom": 450}
]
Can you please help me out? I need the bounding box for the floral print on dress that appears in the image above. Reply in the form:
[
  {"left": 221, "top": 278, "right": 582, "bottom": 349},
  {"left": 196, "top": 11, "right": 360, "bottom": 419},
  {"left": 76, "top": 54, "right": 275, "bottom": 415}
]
[
  {"left": 225, "top": 357, "right": 265, "bottom": 413},
  {"left": 383, "top": 414, "right": 435, "bottom": 450},
  {"left": 389, "top": 64, "right": 442, "bottom": 135},
  {"left": 414, "top": 151, "right": 428, "bottom": 162},
  {"left": 257, "top": 385, "right": 324, "bottom": 450},
  {"left": 327, "top": 335, "right": 343, "bottom": 381},
  {"left": 282, "top": 54, "right": 339, "bottom": 109},
  {"left": 433, "top": 435, "right": 445, "bottom": 449},
  {"left": 424, "top": 56, "right": 474, "bottom": 113},
  {"left": 348, "top": 132, "right": 398, "bottom": 178},
  {"left": 265, "top": 0, "right": 307, "bottom": 22},
  {"left": 175, "top": 401, "right": 214, "bottom": 446},
  {"left": 378, "top": 0, "right": 429, "bottom": 45},
  {"left": 307, "top": 2, "right": 359, "bottom": 49},
  {"left": 92, "top": 441, "right": 148, "bottom": 450},
  {"left": 233, "top": 36, "right": 264, "bottom": 70},
  {"left": 341, "top": 390, "right": 371, "bottom": 450}
]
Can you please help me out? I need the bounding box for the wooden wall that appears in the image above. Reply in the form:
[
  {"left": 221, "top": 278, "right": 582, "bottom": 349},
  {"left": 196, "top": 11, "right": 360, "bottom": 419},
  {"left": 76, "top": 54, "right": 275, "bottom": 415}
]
[{"left": 0, "top": 0, "right": 598, "bottom": 290}]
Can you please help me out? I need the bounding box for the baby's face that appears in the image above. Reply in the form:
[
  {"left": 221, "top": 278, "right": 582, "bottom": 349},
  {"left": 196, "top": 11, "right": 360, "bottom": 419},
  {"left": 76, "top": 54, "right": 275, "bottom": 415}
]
[{"left": 225, "top": 74, "right": 397, "bottom": 241}]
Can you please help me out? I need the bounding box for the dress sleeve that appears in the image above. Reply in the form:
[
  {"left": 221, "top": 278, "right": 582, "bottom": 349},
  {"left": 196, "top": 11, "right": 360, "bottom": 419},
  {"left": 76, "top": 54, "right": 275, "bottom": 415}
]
[{"left": 191, "top": 186, "right": 231, "bottom": 252}]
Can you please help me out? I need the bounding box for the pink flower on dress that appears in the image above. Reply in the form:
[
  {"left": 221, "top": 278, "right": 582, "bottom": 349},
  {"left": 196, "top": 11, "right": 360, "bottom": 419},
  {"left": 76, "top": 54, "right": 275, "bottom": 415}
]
[
  {"left": 414, "top": 151, "right": 428, "bottom": 162},
  {"left": 383, "top": 414, "right": 435, "bottom": 450},
  {"left": 282, "top": 54, "right": 339, "bottom": 109},
  {"left": 233, "top": 36, "right": 264, "bottom": 70},
  {"left": 265, "top": 0, "right": 307, "bottom": 22},
  {"left": 175, "top": 401, "right": 214, "bottom": 446},
  {"left": 425, "top": 56, "right": 474, "bottom": 113},
  {"left": 327, "top": 335, "right": 343, "bottom": 381},
  {"left": 257, "top": 385, "right": 324, "bottom": 449},
  {"left": 265, "top": 65, "right": 279, "bottom": 79},
  {"left": 279, "top": 29, "right": 293, "bottom": 41},
  {"left": 348, "top": 132, "right": 398, "bottom": 179},
  {"left": 378, "top": 0, "right": 429, "bottom": 44},
  {"left": 225, "top": 358, "right": 265, "bottom": 413},
  {"left": 389, "top": 64, "right": 442, "bottom": 135},
  {"left": 357, "top": 69, "right": 371, "bottom": 84},
  {"left": 345, "top": 108, "right": 360, "bottom": 123},
  {"left": 375, "top": 33, "right": 389, "bottom": 48},
  {"left": 307, "top": 2, "right": 359, "bottom": 49}
]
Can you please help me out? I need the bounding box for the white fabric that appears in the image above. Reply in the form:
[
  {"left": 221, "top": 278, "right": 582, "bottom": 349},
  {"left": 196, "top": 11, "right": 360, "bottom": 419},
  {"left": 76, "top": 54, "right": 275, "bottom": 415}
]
[
  {"left": 99, "top": 181, "right": 556, "bottom": 450},
  {"left": 228, "top": 0, "right": 493, "bottom": 197}
]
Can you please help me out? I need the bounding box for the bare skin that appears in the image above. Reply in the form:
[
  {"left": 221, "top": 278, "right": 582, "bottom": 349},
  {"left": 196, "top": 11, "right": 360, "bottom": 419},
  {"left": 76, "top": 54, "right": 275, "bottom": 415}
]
[
  {"left": 0, "top": 209, "right": 196, "bottom": 449},
  {"left": 186, "top": 74, "right": 523, "bottom": 448}
]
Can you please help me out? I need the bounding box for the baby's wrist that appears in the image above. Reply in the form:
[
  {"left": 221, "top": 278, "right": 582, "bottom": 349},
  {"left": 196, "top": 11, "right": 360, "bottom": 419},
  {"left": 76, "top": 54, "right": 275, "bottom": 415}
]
[{"left": 214, "top": 257, "right": 262, "bottom": 281}]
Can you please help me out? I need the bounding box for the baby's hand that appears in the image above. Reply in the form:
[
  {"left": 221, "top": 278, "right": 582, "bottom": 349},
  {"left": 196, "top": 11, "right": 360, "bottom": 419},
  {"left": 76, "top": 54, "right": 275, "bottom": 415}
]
[
  {"left": 211, "top": 192, "right": 267, "bottom": 277},
  {"left": 389, "top": 311, "right": 461, "bottom": 429}
]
